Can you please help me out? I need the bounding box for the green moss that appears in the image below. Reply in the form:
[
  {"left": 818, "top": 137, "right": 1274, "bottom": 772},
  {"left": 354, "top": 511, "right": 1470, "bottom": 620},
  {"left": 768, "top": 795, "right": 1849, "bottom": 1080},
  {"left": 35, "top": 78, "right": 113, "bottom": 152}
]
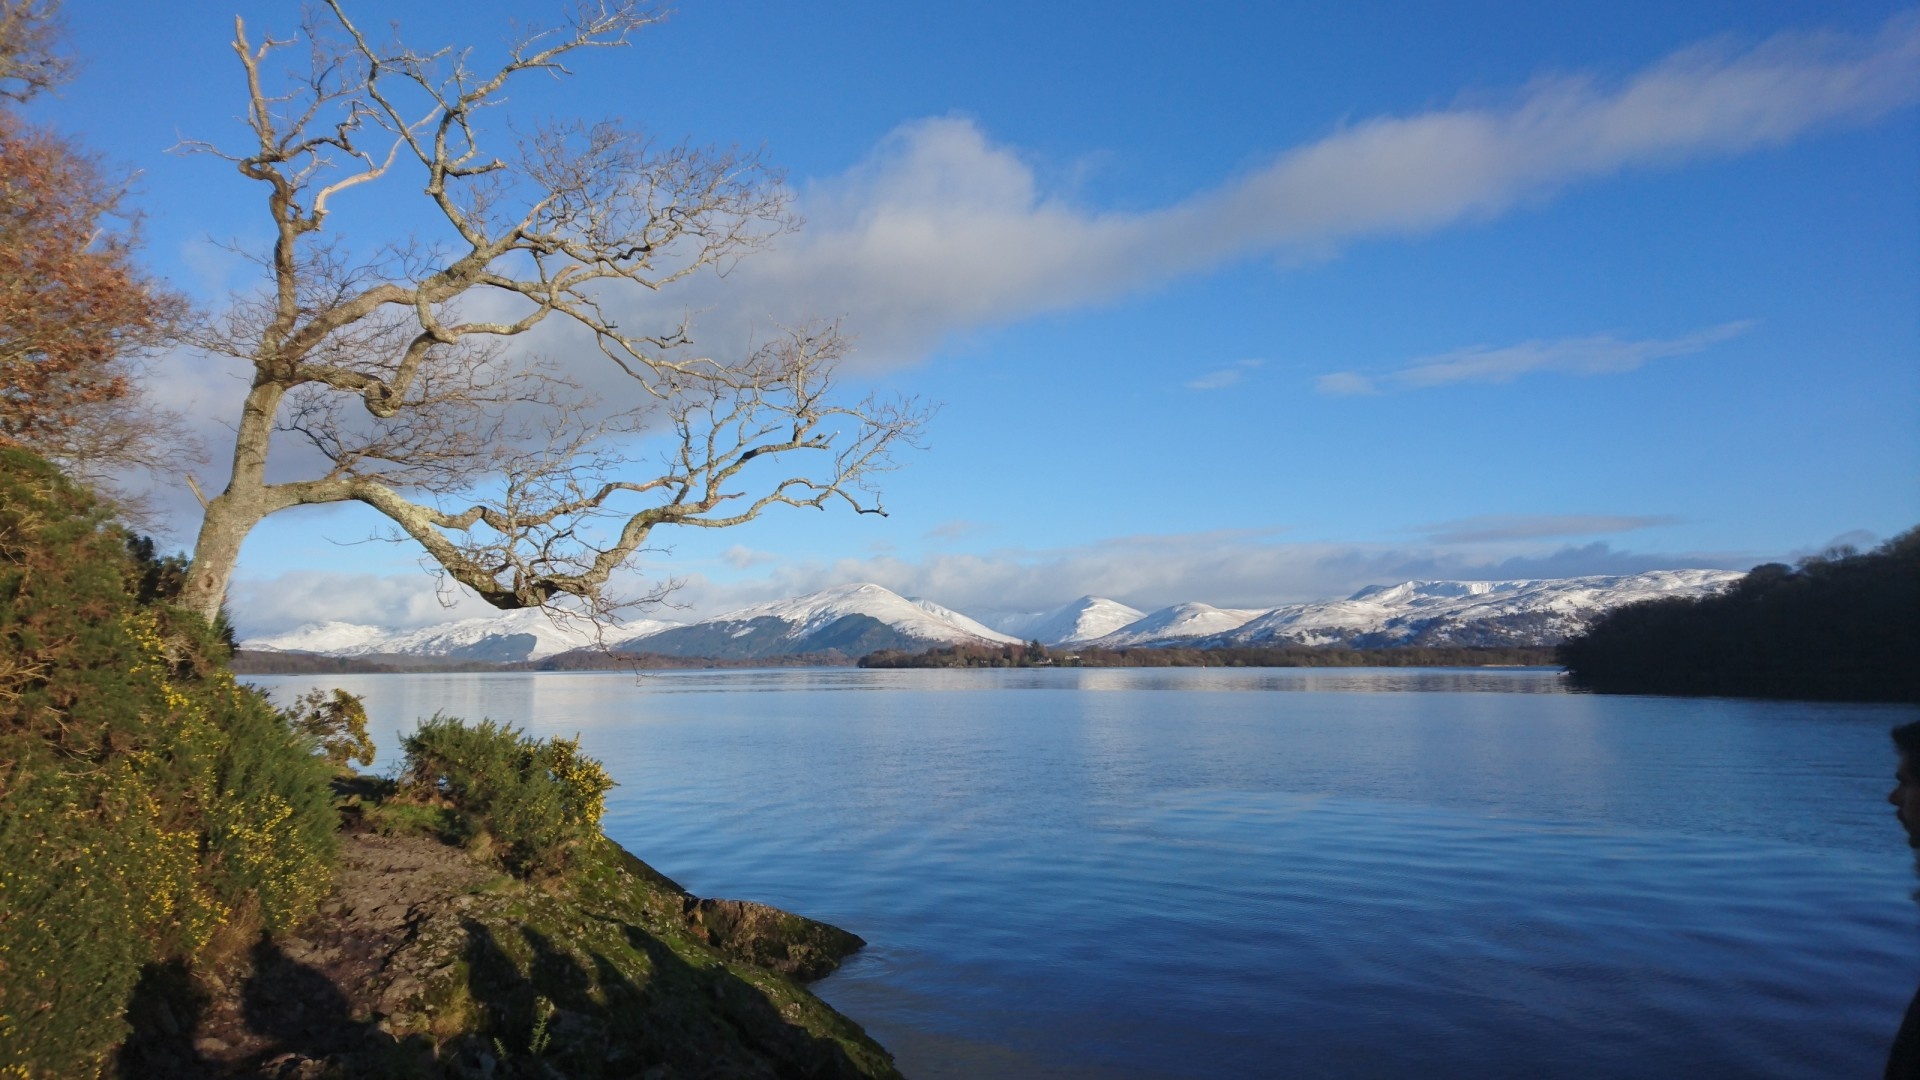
[
  {"left": 404, "top": 836, "right": 900, "bottom": 1078},
  {"left": 364, "top": 800, "right": 465, "bottom": 844}
]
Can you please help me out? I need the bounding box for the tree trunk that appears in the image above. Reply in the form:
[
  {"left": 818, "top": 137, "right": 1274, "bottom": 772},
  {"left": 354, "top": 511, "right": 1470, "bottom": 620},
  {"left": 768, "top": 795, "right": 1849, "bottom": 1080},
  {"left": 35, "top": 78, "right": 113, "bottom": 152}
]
[
  {"left": 179, "top": 380, "right": 283, "bottom": 624},
  {"left": 178, "top": 494, "right": 261, "bottom": 624}
]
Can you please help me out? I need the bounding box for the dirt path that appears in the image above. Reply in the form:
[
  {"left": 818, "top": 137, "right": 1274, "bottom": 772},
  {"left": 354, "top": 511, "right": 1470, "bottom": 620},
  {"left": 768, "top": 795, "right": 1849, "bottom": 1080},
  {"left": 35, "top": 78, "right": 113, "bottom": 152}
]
[
  {"left": 118, "top": 832, "right": 496, "bottom": 1078},
  {"left": 113, "top": 825, "right": 886, "bottom": 1079}
]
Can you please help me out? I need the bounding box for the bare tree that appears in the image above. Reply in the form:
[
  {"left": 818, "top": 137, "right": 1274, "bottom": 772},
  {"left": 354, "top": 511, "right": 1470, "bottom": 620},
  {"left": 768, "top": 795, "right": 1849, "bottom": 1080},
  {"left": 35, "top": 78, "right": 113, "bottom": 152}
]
[{"left": 176, "top": 2, "right": 925, "bottom": 626}]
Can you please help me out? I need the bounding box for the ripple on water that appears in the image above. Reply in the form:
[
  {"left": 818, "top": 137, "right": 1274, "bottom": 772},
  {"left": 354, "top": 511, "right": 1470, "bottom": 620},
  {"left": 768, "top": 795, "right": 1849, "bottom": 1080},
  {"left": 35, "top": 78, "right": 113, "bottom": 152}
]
[{"left": 244, "top": 669, "right": 1920, "bottom": 1079}]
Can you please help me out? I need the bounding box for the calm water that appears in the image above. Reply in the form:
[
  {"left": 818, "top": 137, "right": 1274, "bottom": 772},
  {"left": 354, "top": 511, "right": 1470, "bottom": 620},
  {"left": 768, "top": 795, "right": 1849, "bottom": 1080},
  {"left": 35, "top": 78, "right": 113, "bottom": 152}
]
[{"left": 248, "top": 667, "right": 1920, "bottom": 1078}]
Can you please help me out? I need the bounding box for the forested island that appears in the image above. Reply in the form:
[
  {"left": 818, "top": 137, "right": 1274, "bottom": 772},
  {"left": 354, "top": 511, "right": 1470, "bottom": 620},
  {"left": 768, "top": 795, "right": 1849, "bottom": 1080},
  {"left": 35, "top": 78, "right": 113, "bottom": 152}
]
[{"left": 1558, "top": 529, "right": 1918, "bottom": 702}]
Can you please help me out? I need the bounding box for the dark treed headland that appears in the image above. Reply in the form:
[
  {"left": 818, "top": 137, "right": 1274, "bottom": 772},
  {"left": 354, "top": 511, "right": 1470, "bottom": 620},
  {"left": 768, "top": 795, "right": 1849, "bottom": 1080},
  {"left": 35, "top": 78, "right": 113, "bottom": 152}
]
[{"left": 1557, "top": 528, "right": 1919, "bottom": 702}]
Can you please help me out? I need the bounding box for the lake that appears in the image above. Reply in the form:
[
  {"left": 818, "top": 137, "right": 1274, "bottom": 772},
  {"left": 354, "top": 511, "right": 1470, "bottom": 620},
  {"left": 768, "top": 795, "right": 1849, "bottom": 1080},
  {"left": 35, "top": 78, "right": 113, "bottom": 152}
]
[{"left": 246, "top": 667, "right": 1920, "bottom": 1078}]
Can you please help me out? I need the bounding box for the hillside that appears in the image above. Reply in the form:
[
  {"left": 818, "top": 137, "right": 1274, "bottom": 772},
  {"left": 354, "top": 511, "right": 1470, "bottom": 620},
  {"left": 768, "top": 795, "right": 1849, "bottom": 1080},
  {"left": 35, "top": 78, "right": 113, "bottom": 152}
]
[
  {"left": 236, "top": 572, "right": 1747, "bottom": 666},
  {"left": 243, "top": 610, "right": 675, "bottom": 664},
  {"left": 118, "top": 802, "right": 899, "bottom": 1079},
  {"left": 988, "top": 596, "right": 1147, "bottom": 645},
  {"left": 1184, "top": 570, "right": 1741, "bottom": 649},
  {"left": 607, "top": 583, "right": 1020, "bottom": 660},
  {"left": 1559, "top": 532, "right": 1919, "bottom": 701}
]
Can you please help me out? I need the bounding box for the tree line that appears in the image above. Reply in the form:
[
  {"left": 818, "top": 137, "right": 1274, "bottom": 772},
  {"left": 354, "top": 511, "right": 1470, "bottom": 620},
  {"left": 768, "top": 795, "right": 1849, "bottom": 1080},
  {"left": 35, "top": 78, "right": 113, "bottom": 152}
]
[
  {"left": 1558, "top": 528, "right": 1919, "bottom": 702},
  {"left": 860, "top": 641, "right": 1559, "bottom": 669}
]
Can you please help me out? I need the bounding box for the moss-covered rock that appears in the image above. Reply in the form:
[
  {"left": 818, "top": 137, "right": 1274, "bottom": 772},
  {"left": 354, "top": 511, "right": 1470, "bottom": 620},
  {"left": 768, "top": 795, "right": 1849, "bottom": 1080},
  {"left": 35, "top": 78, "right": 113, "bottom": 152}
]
[
  {"left": 117, "top": 827, "right": 900, "bottom": 1078},
  {"left": 684, "top": 898, "right": 866, "bottom": 984}
]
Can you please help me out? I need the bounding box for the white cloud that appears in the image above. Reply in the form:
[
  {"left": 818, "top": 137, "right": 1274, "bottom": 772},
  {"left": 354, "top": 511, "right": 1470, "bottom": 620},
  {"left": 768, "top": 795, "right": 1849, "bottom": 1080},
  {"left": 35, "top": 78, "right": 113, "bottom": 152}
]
[
  {"left": 720, "top": 544, "right": 781, "bottom": 569},
  {"left": 1319, "top": 322, "right": 1753, "bottom": 394},
  {"left": 141, "top": 14, "right": 1917, "bottom": 605},
  {"left": 1422, "top": 514, "right": 1684, "bottom": 544},
  {"left": 226, "top": 527, "right": 1763, "bottom": 636},
  {"left": 615, "top": 529, "right": 1759, "bottom": 621},
  {"left": 646, "top": 14, "right": 1918, "bottom": 369},
  {"left": 227, "top": 570, "right": 495, "bottom": 638},
  {"left": 1313, "top": 371, "right": 1379, "bottom": 396},
  {"left": 924, "top": 519, "right": 988, "bottom": 541},
  {"left": 1186, "top": 360, "right": 1263, "bottom": 391},
  {"left": 144, "top": 14, "right": 1920, "bottom": 464}
]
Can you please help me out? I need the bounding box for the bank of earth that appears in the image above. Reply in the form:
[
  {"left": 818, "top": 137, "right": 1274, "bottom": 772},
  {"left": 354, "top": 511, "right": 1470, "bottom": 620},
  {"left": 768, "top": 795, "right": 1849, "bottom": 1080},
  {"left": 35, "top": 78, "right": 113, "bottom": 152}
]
[{"left": 116, "top": 789, "right": 901, "bottom": 1080}]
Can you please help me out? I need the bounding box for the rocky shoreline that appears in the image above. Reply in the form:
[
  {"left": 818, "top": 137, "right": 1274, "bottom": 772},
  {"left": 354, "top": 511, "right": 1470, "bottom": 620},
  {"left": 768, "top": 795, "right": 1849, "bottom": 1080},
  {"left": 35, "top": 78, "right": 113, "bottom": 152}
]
[{"left": 114, "top": 827, "right": 900, "bottom": 1078}]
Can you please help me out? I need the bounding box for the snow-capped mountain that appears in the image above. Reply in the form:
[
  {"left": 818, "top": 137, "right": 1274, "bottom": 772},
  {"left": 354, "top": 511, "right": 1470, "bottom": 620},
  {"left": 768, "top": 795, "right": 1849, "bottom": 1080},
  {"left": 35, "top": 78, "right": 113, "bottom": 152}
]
[
  {"left": 617, "top": 583, "right": 1020, "bottom": 659},
  {"left": 242, "top": 620, "right": 396, "bottom": 656},
  {"left": 1085, "top": 602, "right": 1267, "bottom": 648},
  {"left": 1197, "top": 570, "right": 1743, "bottom": 649},
  {"left": 239, "top": 569, "right": 1745, "bottom": 663},
  {"left": 989, "top": 596, "right": 1147, "bottom": 646},
  {"left": 243, "top": 607, "right": 674, "bottom": 662}
]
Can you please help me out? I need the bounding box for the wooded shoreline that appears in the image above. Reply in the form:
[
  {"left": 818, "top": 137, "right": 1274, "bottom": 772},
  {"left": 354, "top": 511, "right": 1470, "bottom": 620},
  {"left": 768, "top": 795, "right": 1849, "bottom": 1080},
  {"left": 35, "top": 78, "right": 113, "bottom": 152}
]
[{"left": 233, "top": 644, "right": 1561, "bottom": 675}]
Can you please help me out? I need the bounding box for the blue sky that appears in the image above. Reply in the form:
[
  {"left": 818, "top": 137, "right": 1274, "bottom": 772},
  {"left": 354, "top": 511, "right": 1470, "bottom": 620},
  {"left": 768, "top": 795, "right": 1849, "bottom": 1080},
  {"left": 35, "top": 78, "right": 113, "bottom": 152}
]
[{"left": 31, "top": 1, "right": 1920, "bottom": 633}]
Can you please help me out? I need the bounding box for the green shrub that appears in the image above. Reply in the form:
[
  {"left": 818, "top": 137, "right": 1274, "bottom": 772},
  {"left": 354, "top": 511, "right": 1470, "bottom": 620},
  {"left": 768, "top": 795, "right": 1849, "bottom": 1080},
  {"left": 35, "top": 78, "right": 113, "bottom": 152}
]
[
  {"left": 202, "top": 682, "right": 340, "bottom": 932},
  {"left": 0, "top": 448, "right": 338, "bottom": 1077},
  {"left": 399, "top": 716, "right": 614, "bottom": 878},
  {"left": 283, "top": 687, "right": 376, "bottom": 768}
]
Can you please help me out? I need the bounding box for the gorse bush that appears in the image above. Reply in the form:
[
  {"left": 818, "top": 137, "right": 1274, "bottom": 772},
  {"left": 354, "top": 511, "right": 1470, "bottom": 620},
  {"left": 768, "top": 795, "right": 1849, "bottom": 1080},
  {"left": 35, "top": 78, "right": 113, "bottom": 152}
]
[
  {"left": 284, "top": 687, "right": 377, "bottom": 768},
  {"left": 0, "top": 448, "right": 338, "bottom": 1077},
  {"left": 399, "top": 716, "right": 614, "bottom": 878}
]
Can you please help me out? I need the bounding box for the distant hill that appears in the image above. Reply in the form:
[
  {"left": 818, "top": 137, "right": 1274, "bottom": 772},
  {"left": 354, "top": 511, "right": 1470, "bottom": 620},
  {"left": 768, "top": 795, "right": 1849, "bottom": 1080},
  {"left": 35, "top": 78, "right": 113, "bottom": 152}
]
[
  {"left": 1085, "top": 602, "right": 1269, "bottom": 648},
  {"left": 1082, "top": 572, "right": 1743, "bottom": 645},
  {"left": 239, "top": 571, "right": 1746, "bottom": 664},
  {"left": 606, "top": 584, "right": 1020, "bottom": 660},
  {"left": 988, "top": 596, "right": 1146, "bottom": 646},
  {"left": 240, "top": 608, "right": 673, "bottom": 663}
]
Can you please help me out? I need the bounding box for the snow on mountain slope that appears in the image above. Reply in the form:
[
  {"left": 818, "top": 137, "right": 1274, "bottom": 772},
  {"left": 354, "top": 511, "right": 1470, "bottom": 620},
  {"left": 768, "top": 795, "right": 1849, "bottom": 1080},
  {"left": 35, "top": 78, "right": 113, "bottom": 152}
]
[
  {"left": 685, "top": 583, "right": 1020, "bottom": 646},
  {"left": 243, "top": 621, "right": 395, "bottom": 655},
  {"left": 374, "top": 609, "right": 675, "bottom": 659},
  {"left": 991, "top": 596, "right": 1148, "bottom": 646},
  {"left": 242, "top": 570, "right": 1744, "bottom": 661},
  {"left": 614, "top": 583, "right": 1022, "bottom": 659},
  {"left": 1087, "top": 602, "right": 1266, "bottom": 648},
  {"left": 1210, "top": 569, "right": 1742, "bottom": 648},
  {"left": 242, "top": 607, "right": 675, "bottom": 661}
]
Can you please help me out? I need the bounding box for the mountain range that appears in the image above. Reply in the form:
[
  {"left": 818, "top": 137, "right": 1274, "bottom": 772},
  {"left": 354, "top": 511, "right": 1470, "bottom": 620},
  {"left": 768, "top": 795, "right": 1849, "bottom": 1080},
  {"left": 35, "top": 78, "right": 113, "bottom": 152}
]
[
  {"left": 242, "top": 607, "right": 675, "bottom": 662},
  {"left": 604, "top": 583, "right": 1020, "bottom": 660},
  {"left": 239, "top": 569, "right": 1743, "bottom": 663}
]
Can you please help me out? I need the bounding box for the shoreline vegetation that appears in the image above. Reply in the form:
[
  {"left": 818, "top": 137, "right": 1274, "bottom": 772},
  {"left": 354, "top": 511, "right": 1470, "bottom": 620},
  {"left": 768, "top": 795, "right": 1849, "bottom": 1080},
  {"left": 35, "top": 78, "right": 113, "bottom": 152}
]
[
  {"left": 858, "top": 642, "right": 1560, "bottom": 669},
  {"left": 0, "top": 449, "right": 898, "bottom": 1078},
  {"left": 233, "top": 643, "right": 1561, "bottom": 675},
  {"left": 1559, "top": 528, "right": 1918, "bottom": 703},
  {"left": 229, "top": 650, "right": 865, "bottom": 675}
]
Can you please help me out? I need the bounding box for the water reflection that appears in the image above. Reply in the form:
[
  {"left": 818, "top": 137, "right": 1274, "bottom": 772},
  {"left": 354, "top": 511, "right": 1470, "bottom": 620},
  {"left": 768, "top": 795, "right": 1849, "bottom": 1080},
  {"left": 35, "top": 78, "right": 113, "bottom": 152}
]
[
  {"left": 240, "top": 668, "right": 1920, "bottom": 1079},
  {"left": 557, "top": 665, "right": 1576, "bottom": 695},
  {"left": 1062, "top": 666, "right": 1571, "bottom": 694}
]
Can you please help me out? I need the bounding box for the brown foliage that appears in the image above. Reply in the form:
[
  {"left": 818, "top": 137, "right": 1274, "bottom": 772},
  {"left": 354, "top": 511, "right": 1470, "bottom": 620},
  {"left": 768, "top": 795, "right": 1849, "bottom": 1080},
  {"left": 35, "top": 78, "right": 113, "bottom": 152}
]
[
  {"left": 0, "top": 0, "right": 68, "bottom": 103},
  {"left": 0, "top": 111, "right": 178, "bottom": 458}
]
